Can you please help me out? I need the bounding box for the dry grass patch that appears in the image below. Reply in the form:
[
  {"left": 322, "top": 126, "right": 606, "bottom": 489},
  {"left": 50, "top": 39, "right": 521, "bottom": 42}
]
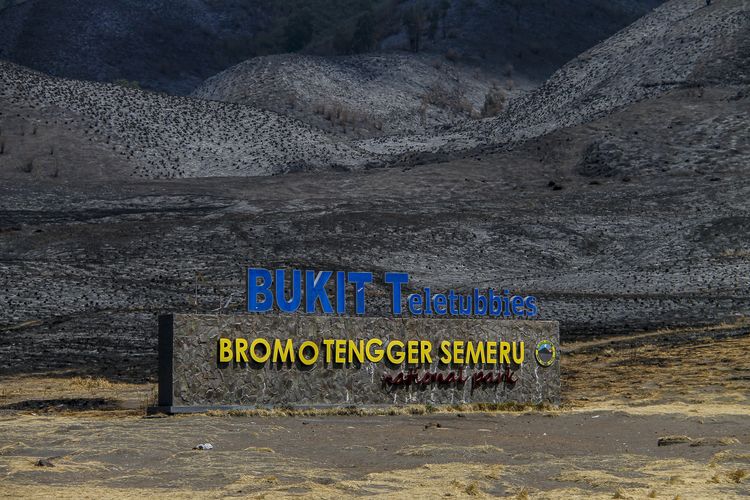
[
  {"left": 667, "top": 475, "right": 684, "bottom": 485},
  {"left": 515, "top": 487, "right": 530, "bottom": 499},
  {"left": 464, "top": 481, "right": 481, "bottom": 496},
  {"left": 710, "top": 451, "right": 750, "bottom": 465},
  {"left": 205, "top": 401, "right": 551, "bottom": 418},
  {"left": 690, "top": 436, "right": 740, "bottom": 447},
  {"left": 222, "top": 462, "right": 503, "bottom": 498},
  {"left": 336, "top": 462, "right": 501, "bottom": 498},
  {"left": 0, "top": 481, "right": 216, "bottom": 499},
  {"left": 69, "top": 376, "right": 114, "bottom": 390},
  {"left": 1, "top": 455, "right": 112, "bottom": 475},
  {"left": 564, "top": 332, "right": 750, "bottom": 416},
  {"left": 242, "top": 446, "right": 275, "bottom": 453},
  {"left": 556, "top": 469, "right": 629, "bottom": 488},
  {"left": 0, "top": 374, "right": 153, "bottom": 415},
  {"left": 727, "top": 469, "right": 748, "bottom": 483},
  {"left": 396, "top": 443, "right": 503, "bottom": 457},
  {"left": 546, "top": 454, "right": 750, "bottom": 499},
  {"left": 709, "top": 468, "right": 748, "bottom": 484}
]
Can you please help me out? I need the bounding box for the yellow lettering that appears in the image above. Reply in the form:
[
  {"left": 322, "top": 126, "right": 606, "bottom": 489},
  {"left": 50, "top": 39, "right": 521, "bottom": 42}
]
[
  {"left": 387, "top": 340, "right": 405, "bottom": 364},
  {"left": 453, "top": 341, "right": 465, "bottom": 364},
  {"left": 335, "top": 339, "right": 347, "bottom": 364},
  {"left": 272, "top": 338, "right": 295, "bottom": 363},
  {"left": 486, "top": 342, "right": 497, "bottom": 364},
  {"left": 218, "top": 338, "right": 233, "bottom": 363},
  {"left": 298, "top": 340, "right": 319, "bottom": 365},
  {"left": 420, "top": 340, "right": 433, "bottom": 364},
  {"left": 407, "top": 340, "right": 419, "bottom": 365},
  {"left": 499, "top": 342, "right": 511, "bottom": 364},
  {"left": 466, "top": 341, "right": 485, "bottom": 365},
  {"left": 366, "top": 339, "right": 384, "bottom": 362},
  {"left": 439, "top": 340, "right": 452, "bottom": 363},
  {"left": 348, "top": 340, "right": 365, "bottom": 363},
  {"left": 322, "top": 339, "right": 335, "bottom": 363},
  {"left": 250, "top": 338, "right": 270, "bottom": 363},
  {"left": 512, "top": 342, "right": 525, "bottom": 364},
  {"left": 235, "top": 338, "right": 249, "bottom": 363}
]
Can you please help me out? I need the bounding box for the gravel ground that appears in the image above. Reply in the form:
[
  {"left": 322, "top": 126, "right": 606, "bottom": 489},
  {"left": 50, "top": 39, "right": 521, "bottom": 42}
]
[{"left": 0, "top": 331, "right": 747, "bottom": 498}]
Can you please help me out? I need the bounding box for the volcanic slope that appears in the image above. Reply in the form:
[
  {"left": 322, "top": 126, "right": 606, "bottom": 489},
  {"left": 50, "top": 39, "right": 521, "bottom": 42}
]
[
  {"left": 0, "top": 61, "right": 374, "bottom": 180},
  {"left": 192, "top": 52, "right": 508, "bottom": 138},
  {"left": 0, "top": 0, "right": 664, "bottom": 95},
  {"left": 2, "top": 1, "right": 750, "bottom": 378},
  {"left": 358, "top": 0, "right": 750, "bottom": 156},
  {"left": 374, "top": 0, "right": 664, "bottom": 81},
  {"left": 0, "top": 0, "right": 272, "bottom": 95}
]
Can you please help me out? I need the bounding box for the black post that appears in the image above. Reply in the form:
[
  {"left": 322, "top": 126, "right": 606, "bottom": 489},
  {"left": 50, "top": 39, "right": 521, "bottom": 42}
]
[{"left": 157, "top": 314, "right": 174, "bottom": 408}]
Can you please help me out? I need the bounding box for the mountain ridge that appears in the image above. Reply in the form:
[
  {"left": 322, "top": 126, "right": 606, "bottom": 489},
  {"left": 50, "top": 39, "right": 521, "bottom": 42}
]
[{"left": 0, "top": 0, "right": 664, "bottom": 94}]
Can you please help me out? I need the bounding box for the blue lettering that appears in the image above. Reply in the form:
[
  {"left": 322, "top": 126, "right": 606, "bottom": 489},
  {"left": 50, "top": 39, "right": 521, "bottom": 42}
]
[
  {"left": 448, "top": 290, "right": 458, "bottom": 315},
  {"left": 305, "top": 270, "right": 333, "bottom": 314},
  {"left": 424, "top": 288, "right": 433, "bottom": 315},
  {"left": 248, "top": 268, "right": 273, "bottom": 312},
  {"left": 511, "top": 295, "right": 525, "bottom": 317},
  {"left": 336, "top": 271, "right": 346, "bottom": 314},
  {"left": 347, "top": 272, "right": 373, "bottom": 314},
  {"left": 459, "top": 295, "right": 472, "bottom": 315},
  {"left": 474, "top": 288, "right": 488, "bottom": 315},
  {"left": 433, "top": 293, "right": 447, "bottom": 315},
  {"left": 524, "top": 296, "right": 538, "bottom": 317},
  {"left": 408, "top": 293, "right": 423, "bottom": 314},
  {"left": 489, "top": 288, "right": 502, "bottom": 316},
  {"left": 384, "top": 272, "right": 409, "bottom": 314},
  {"left": 275, "top": 269, "right": 301, "bottom": 312}
]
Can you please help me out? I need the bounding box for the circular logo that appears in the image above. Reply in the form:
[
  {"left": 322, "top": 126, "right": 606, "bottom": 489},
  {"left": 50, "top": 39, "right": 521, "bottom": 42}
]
[{"left": 535, "top": 340, "right": 556, "bottom": 367}]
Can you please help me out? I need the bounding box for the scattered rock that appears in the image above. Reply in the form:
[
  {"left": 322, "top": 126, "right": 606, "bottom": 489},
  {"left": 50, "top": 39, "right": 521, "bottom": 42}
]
[{"left": 657, "top": 435, "right": 692, "bottom": 446}]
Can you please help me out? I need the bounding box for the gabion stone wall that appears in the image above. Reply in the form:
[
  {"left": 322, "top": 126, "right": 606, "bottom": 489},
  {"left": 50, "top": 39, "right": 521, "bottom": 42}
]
[{"left": 156, "top": 314, "right": 560, "bottom": 412}]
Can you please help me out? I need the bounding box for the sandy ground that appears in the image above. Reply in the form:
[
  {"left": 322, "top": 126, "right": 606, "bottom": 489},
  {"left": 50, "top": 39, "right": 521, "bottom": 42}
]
[{"left": 0, "top": 325, "right": 748, "bottom": 499}]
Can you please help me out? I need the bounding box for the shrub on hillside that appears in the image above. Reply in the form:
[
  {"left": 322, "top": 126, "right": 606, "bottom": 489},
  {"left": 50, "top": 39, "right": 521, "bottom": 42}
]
[
  {"left": 481, "top": 83, "right": 506, "bottom": 117},
  {"left": 113, "top": 79, "right": 141, "bottom": 89},
  {"left": 421, "top": 84, "right": 473, "bottom": 116}
]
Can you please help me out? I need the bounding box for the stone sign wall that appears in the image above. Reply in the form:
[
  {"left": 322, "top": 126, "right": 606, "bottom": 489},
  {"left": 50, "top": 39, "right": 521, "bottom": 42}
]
[{"left": 155, "top": 314, "right": 559, "bottom": 412}]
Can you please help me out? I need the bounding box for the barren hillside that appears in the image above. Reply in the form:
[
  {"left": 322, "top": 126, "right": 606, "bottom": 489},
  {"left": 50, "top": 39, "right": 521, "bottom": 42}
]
[
  {"left": 376, "top": 0, "right": 665, "bottom": 80},
  {"left": 193, "top": 52, "right": 517, "bottom": 137},
  {"left": 0, "top": 0, "right": 664, "bottom": 94},
  {"left": 359, "top": 0, "right": 750, "bottom": 156},
  {"left": 0, "top": 61, "right": 375, "bottom": 179},
  {"left": 2, "top": 1, "right": 747, "bottom": 178}
]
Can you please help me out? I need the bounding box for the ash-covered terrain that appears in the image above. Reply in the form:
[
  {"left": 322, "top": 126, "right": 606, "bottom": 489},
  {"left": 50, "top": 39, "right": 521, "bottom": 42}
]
[
  {"left": 0, "top": 0, "right": 749, "bottom": 382},
  {"left": 0, "top": 0, "right": 663, "bottom": 94},
  {"left": 192, "top": 52, "right": 516, "bottom": 137},
  {"left": 358, "top": 0, "right": 750, "bottom": 155},
  {"left": 0, "top": 61, "right": 374, "bottom": 178}
]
